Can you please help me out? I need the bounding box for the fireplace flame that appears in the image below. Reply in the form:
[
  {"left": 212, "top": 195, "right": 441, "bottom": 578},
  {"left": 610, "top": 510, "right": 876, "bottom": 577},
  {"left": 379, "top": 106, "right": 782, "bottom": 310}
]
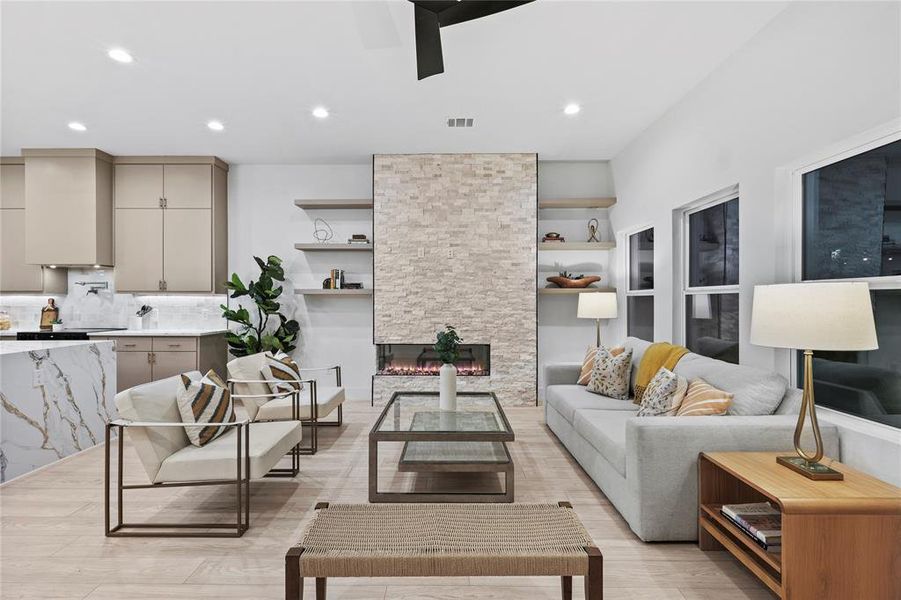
[{"left": 376, "top": 361, "right": 488, "bottom": 377}]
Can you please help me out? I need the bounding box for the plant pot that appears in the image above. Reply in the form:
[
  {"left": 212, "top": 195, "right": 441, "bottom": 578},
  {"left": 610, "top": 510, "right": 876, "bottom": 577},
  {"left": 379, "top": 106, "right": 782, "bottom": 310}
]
[
  {"left": 51, "top": 324, "right": 63, "bottom": 332},
  {"left": 439, "top": 363, "right": 457, "bottom": 411}
]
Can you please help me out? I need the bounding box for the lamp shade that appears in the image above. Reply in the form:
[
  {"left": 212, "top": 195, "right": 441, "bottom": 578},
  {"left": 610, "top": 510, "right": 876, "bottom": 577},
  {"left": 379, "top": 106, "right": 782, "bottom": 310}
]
[
  {"left": 750, "top": 282, "right": 878, "bottom": 351},
  {"left": 577, "top": 292, "right": 618, "bottom": 319}
]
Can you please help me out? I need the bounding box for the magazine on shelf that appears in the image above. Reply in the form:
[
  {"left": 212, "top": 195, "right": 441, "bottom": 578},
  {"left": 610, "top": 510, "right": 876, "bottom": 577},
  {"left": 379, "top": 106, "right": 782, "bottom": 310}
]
[{"left": 721, "top": 502, "right": 782, "bottom": 549}]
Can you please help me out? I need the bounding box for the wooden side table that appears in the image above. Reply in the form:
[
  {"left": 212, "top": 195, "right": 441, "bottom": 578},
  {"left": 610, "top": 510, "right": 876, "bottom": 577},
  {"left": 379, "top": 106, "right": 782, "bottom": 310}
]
[{"left": 698, "top": 452, "right": 900, "bottom": 600}]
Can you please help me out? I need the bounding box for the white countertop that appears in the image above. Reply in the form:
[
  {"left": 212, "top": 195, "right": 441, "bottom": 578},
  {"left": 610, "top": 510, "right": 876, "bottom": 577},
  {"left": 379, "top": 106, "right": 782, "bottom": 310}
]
[
  {"left": 0, "top": 339, "right": 113, "bottom": 355},
  {"left": 86, "top": 329, "right": 228, "bottom": 337}
]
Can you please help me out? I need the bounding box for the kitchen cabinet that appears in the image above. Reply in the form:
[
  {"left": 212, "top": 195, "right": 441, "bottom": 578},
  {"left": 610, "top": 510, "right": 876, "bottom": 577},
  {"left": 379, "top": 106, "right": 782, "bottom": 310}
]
[
  {"left": 0, "top": 158, "right": 67, "bottom": 293},
  {"left": 113, "top": 157, "right": 227, "bottom": 293},
  {"left": 23, "top": 148, "right": 114, "bottom": 267},
  {"left": 98, "top": 333, "right": 227, "bottom": 392}
]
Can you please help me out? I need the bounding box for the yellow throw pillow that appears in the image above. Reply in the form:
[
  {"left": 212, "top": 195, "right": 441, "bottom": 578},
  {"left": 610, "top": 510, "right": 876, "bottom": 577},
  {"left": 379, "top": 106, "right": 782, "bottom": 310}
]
[
  {"left": 577, "top": 345, "right": 624, "bottom": 385},
  {"left": 676, "top": 378, "right": 733, "bottom": 416}
]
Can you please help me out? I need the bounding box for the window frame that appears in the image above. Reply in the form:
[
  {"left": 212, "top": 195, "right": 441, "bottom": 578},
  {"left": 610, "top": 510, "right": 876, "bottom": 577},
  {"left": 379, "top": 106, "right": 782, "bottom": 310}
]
[
  {"left": 624, "top": 226, "right": 655, "bottom": 340},
  {"left": 678, "top": 185, "right": 740, "bottom": 352},
  {"left": 788, "top": 127, "right": 901, "bottom": 429}
]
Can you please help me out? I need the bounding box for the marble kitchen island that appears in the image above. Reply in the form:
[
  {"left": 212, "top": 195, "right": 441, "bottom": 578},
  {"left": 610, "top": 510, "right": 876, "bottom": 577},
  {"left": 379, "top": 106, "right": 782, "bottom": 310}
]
[{"left": 0, "top": 340, "right": 116, "bottom": 483}]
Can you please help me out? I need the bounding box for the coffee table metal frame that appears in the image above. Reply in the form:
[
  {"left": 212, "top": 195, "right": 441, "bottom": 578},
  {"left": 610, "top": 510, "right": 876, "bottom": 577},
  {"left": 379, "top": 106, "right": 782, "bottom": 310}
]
[{"left": 368, "top": 391, "right": 515, "bottom": 503}]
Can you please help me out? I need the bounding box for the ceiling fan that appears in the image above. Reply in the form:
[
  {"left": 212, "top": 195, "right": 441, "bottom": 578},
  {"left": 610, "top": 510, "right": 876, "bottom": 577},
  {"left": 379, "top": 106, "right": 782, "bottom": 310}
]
[{"left": 409, "top": 0, "right": 535, "bottom": 80}]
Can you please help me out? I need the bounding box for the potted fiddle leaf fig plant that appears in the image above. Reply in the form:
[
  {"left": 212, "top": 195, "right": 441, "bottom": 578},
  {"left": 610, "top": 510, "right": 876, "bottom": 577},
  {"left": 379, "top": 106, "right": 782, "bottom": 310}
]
[
  {"left": 434, "top": 324, "right": 462, "bottom": 411},
  {"left": 220, "top": 255, "right": 300, "bottom": 357}
]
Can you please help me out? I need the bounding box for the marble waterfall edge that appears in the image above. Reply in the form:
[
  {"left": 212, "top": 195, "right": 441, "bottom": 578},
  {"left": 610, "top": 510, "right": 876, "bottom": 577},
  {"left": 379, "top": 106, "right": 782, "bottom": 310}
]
[{"left": 0, "top": 340, "right": 117, "bottom": 483}]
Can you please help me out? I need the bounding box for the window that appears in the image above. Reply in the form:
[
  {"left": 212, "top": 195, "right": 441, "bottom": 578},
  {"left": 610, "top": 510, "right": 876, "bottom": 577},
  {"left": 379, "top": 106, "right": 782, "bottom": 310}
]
[
  {"left": 683, "top": 195, "right": 739, "bottom": 363},
  {"left": 626, "top": 228, "right": 654, "bottom": 341},
  {"left": 799, "top": 137, "right": 900, "bottom": 428}
]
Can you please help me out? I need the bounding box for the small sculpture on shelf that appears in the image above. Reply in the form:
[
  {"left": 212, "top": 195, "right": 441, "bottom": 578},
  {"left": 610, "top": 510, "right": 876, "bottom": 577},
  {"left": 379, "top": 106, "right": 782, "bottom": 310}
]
[
  {"left": 542, "top": 232, "right": 565, "bottom": 243},
  {"left": 313, "top": 218, "right": 334, "bottom": 243},
  {"left": 587, "top": 218, "right": 601, "bottom": 243},
  {"left": 546, "top": 270, "right": 601, "bottom": 289}
]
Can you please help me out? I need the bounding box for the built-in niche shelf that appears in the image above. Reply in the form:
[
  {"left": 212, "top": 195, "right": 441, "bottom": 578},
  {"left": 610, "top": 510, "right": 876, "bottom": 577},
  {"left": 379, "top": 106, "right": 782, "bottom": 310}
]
[
  {"left": 294, "top": 199, "right": 373, "bottom": 209},
  {"left": 538, "top": 287, "right": 616, "bottom": 295},
  {"left": 538, "top": 242, "right": 615, "bottom": 251},
  {"left": 538, "top": 197, "right": 616, "bottom": 209},
  {"left": 295, "top": 288, "right": 373, "bottom": 296},
  {"left": 294, "top": 243, "right": 373, "bottom": 252}
]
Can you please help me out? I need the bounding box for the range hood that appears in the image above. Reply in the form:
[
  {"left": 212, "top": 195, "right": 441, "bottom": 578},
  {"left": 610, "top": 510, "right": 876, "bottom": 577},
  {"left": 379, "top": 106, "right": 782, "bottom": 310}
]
[{"left": 23, "top": 148, "right": 114, "bottom": 267}]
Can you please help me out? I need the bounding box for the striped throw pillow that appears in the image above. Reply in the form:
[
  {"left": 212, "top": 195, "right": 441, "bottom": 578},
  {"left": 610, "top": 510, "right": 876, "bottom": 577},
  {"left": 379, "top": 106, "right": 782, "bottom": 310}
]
[
  {"left": 676, "top": 378, "right": 733, "bottom": 416},
  {"left": 261, "top": 351, "right": 303, "bottom": 395},
  {"left": 177, "top": 371, "right": 235, "bottom": 447},
  {"left": 577, "top": 345, "right": 625, "bottom": 385}
]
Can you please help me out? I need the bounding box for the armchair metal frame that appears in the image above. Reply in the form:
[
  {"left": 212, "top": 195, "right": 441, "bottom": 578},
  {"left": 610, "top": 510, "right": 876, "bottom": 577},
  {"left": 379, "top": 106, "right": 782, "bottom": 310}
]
[
  {"left": 228, "top": 365, "right": 343, "bottom": 455},
  {"left": 104, "top": 411, "right": 300, "bottom": 538}
]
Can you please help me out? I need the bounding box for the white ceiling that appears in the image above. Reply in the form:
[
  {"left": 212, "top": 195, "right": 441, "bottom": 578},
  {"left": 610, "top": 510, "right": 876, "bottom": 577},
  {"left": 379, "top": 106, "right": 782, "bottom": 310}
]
[{"left": 1, "top": 1, "right": 786, "bottom": 164}]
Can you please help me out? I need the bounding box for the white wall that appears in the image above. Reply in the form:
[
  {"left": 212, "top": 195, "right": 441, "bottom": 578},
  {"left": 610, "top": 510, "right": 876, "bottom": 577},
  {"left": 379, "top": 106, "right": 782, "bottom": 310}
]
[
  {"left": 229, "top": 165, "right": 374, "bottom": 399},
  {"left": 608, "top": 2, "right": 901, "bottom": 484},
  {"left": 230, "top": 160, "right": 613, "bottom": 402},
  {"left": 538, "top": 161, "right": 617, "bottom": 398}
]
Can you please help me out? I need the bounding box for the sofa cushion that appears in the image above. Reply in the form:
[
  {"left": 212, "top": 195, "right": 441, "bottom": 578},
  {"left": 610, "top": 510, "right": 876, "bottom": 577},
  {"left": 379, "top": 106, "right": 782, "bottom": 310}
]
[
  {"left": 115, "top": 372, "right": 201, "bottom": 482},
  {"left": 255, "top": 386, "right": 345, "bottom": 421},
  {"left": 547, "top": 385, "right": 637, "bottom": 423},
  {"left": 587, "top": 347, "right": 633, "bottom": 400},
  {"left": 674, "top": 352, "right": 787, "bottom": 416},
  {"left": 572, "top": 409, "right": 634, "bottom": 477},
  {"left": 155, "top": 420, "right": 303, "bottom": 483}
]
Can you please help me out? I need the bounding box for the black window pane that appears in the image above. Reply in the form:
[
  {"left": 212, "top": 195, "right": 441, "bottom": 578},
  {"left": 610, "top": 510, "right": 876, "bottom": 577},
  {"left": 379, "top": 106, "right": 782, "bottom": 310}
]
[
  {"left": 629, "top": 228, "right": 654, "bottom": 291},
  {"left": 803, "top": 139, "right": 901, "bottom": 280},
  {"left": 627, "top": 296, "right": 654, "bottom": 342},
  {"left": 685, "top": 293, "right": 739, "bottom": 364},
  {"left": 688, "top": 198, "right": 739, "bottom": 287},
  {"left": 798, "top": 289, "right": 900, "bottom": 428}
]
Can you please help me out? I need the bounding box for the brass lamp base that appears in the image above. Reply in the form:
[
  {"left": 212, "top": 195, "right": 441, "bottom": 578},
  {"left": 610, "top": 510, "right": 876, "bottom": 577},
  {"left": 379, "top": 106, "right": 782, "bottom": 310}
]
[{"left": 776, "top": 456, "right": 843, "bottom": 481}]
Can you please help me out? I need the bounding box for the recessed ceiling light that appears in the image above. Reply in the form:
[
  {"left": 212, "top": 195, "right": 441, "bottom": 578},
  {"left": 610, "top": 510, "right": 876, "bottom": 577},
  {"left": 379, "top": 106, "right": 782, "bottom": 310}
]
[
  {"left": 48, "top": 265, "right": 57, "bottom": 269},
  {"left": 68, "top": 122, "right": 87, "bottom": 132},
  {"left": 207, "top": 120, "right": 224, "bottom": 131},
  {"left": 312, "top": 107, "right": 329, "bottom": 119},
  {"left": 93, "top": 264, "right": 101, "bottom": 269},
  {"left": 107, "top": 48, "right": 133, "bottom": 64},
  {"left": 564, "top": 103, "right": 581, "bottom": 116}
]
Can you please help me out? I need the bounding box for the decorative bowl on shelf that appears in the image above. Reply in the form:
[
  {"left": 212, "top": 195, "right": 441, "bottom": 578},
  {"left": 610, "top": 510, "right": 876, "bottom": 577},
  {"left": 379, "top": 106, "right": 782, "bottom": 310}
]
[{"left": 546, "top": 275, "right": 601, "bottom": 288}]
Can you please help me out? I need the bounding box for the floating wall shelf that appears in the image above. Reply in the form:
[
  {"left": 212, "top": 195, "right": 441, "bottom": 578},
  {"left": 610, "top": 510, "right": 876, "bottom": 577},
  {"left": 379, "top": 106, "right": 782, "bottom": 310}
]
[
  {"left": 538, "top": 242, "right": 615, "bottom": 251},
  {"left": 295, "top": 288, "right": 373, "bottom": 296},
  {"left": 538, "top": 197, "right": 616, "bottom": 209},
  {"left": 538, "top": 287, "right": 616, "bottom": 295},
  {"left": 294, "top": 243, "right": 373, "bottom": 251},
  {"left": 294, "top": 199, "right": 373, "bottom": 209}
]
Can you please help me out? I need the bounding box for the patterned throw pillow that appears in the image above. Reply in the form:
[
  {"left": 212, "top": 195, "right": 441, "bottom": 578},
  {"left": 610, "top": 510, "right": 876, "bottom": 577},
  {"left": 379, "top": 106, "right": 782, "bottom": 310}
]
[
  {"left": 260, "top": 351, "right": 303, "bottom": 395},
  {"left": 177, "top": 371, "right": 235, "bottom": 447},
  {"left": 587, "top": 347, "right": 633, "bottom": 400},
  {"left": 637, "top": 367, "right": 679, "bottom": 417},
  {"left": 577, "top": 346, "right": 625, "bottom": 385},
  {"left": 676, "top": 378, "right": 734, "bottom": 416}
]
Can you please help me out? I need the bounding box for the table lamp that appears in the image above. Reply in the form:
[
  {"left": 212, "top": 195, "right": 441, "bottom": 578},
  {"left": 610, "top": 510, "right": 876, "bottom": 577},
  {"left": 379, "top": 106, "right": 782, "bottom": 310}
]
[
  {"left": 750, "top": 282, "right": 878, "bottom": 480},
  {"left": 577, "top": 292, "right": 618, "bottom": 347}
]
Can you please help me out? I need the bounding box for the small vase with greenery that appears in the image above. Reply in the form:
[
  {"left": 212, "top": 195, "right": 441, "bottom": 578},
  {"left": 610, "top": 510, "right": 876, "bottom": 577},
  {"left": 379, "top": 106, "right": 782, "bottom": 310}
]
[
  {"left": 435, "top": 325, "right": 461, "bottom": 410},
  {"left": 221, "top": 255, "right": 300, "bottom": 357}
]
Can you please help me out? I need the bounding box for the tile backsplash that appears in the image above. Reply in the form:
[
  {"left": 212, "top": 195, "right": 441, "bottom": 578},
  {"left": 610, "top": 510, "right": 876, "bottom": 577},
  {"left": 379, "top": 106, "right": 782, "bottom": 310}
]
[{"left": 0, "top": 268, "right": 226, "bottom": 331}]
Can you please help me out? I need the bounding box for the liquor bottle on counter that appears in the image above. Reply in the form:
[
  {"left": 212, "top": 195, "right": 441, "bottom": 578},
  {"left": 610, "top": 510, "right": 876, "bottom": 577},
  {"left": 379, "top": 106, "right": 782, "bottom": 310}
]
[{"left": 40, "top": 298, "right": 59, "bottom": 330}]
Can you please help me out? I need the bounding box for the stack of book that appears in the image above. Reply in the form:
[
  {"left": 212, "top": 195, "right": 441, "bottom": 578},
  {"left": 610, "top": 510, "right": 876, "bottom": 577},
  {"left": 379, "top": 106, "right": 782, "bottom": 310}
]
[
  {"left": 348, "top": 234, "right": 371, "bottom": 245},
  {"left": 721, "top": 502, "right": 782, "bottom": 552}
]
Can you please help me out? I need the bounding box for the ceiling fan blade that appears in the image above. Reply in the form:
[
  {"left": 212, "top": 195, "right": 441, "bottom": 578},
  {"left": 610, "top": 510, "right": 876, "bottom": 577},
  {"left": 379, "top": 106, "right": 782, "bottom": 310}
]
[
  {"left": 434, "top": 1, "right": 536, "bottom": 27},
  {"left": 414, "top": 4, "right": 444, "bottom": 80}
]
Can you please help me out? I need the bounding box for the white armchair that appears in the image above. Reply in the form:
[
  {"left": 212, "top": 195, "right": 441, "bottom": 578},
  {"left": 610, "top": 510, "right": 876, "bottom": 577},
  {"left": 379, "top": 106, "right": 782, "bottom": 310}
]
[
  {"left": 227, "top": 353, "right": 345, "bottom": 454},
  {"left": 105, "top": 372, "right": 303, "bottom": 537}
]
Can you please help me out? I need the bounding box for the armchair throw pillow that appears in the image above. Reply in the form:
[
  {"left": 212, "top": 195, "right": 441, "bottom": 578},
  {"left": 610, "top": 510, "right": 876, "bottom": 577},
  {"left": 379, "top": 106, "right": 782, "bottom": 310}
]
[
  {"left": 587, "top": 347, "right": 633, "bottom": 400},
  {"left": 176, "top": 370, "right": 235, "bottom": 447},
  {"left": 260, "top": 351, "right": 303, "bottom": 395}
]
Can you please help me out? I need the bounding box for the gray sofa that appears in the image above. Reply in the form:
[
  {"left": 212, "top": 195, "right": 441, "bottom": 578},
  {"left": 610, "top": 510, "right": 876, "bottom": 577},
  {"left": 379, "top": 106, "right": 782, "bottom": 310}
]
[{"left": 544, "top": 337, "right": 840, "bottom": 542}]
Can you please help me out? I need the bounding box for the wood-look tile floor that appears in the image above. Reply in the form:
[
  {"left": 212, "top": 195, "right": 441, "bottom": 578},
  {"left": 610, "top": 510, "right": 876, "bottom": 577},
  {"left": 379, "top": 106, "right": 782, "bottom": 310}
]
[{"left": 0, "top": 400, "right": 772, "bottom": 600}]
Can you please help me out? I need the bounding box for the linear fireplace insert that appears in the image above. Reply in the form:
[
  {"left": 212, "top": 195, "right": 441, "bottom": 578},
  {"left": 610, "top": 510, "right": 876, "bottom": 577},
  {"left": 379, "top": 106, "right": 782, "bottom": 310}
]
[{"left": 376, "top": 344, "right": 490, "bottom": 376}]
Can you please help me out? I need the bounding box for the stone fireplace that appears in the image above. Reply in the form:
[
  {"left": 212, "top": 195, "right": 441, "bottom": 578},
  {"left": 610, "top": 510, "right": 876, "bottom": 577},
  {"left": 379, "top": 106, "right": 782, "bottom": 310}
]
[{"left": 372, "top": 153, "right": 537, "bottom": 406}]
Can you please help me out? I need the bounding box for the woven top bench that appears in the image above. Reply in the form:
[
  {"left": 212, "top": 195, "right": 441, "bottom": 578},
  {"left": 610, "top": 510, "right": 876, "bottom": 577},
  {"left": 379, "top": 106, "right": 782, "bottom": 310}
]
[{"left": 285, "top": 502, "right": 602, "bottom": 600}]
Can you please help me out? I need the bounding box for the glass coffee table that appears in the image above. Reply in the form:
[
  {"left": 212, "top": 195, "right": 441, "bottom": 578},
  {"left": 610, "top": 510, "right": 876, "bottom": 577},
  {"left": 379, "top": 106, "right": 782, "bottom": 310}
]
[{"left": 369, "top": 391, "right": 515, "bottom": 503}]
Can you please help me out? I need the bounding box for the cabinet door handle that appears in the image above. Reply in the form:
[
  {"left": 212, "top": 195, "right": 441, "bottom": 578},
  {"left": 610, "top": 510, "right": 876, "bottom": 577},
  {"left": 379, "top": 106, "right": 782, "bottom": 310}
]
[
  {"left": 159, "top": 197, "right": 165, "bottom": 208},
  {"left": 147, "top": 352, "right": 155, "bottom": 364},
  {"left": 122, "top": 343, "right": 137, "bottom": 348},
  {"left": 163, "top": 197, "right": 168, "bottom": 208},
  {"left": 167, "top": 344, "right": 181, "bottom": 348}
]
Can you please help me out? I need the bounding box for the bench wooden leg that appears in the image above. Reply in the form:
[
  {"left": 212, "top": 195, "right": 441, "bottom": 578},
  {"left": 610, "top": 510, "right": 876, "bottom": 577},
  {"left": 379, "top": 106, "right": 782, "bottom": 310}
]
[
  {"left": 584, "top": 546, "right": 603, "bottom": 600},
  {"left": 561, "top": 575, "right": 572, "bottom": 600},
  {"left": 285, "top": 547, "right": 303, "bottom": 600},
  {"left": 316, "top": 577, "right": 326, "bottom": 600}
]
